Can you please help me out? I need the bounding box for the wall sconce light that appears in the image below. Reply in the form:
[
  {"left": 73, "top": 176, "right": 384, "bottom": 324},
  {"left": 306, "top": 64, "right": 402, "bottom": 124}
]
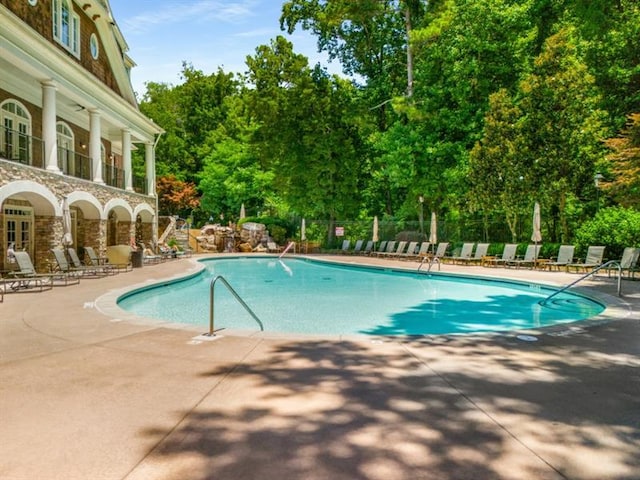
[{"left": 80, "top": 142, "right": 86, "bottom": 150}]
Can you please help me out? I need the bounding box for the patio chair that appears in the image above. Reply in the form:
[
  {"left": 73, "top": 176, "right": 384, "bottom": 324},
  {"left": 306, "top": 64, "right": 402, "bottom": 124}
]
[
  {"left": 378, "top": 241, "right": 407, "bottom": 259},
  {"left": 462, "top": 243, "right": 490, "bottom": 265},
  {"left": 397, "top": 241, "right": 418, "bottom": 260},
  {"left": 7, "top": 251, "right": 69, "bottom": 290},
  {"left": 507, "top": 244, "right": 541, "bottom": 269},
  {"left": 374, "top": 240, "right": 396, "bottom": 257},
  {"left": 68, "top": 247, "right": 111, "bottom": 277},
  {"left": 337, "top": 239, "right": 351, "bottom": 254},
  {"left": 51, "top": 248, "right": 96, "bottom": 278},
  {"left": 484, "top": 244, "right": 518, "bottom": 267},
  {"left": 82, "top": 247, "right": 120, "bottom": 275},
  {"left": 371, "top": 240, "right": 387, "bottom": 255},
  {"left": 84, "top": 246, "right": 107, "bottom": 266},
  {"left": 604, "top": 247, "right": 640, "bottom": 278},
  {"left": 412, "top": 242, "right": 431, "bottom": 260},
  {"left": 348, "top": 240, "right": 364, "bottom": 255},
  {"left": 84, "top": 246, "right": 119, "bottom": 275},
  {"left": 544, "top": 245, "right": 575, "bottom": 271},
  {"left": 444, "top": 242, "right": 474, "bottom": 264},
  {"left": 566, "top": 246, "right": 605, "bottom": 273},
  {"left": 432, "top": 242, "right": 449, "bottom": 260},
  {"left": 359, "top": 240, "right": 374, "bottom": 255}
]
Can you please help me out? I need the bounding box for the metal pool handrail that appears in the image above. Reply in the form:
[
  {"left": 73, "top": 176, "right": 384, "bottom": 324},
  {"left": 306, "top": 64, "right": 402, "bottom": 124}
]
[
  {"left": 540, "top": 260, "right": 622, "bottom": 306},
  {"left": 205, "top": 275, "right": 264, "bottom": 336},
  {"left": 279, "top": 241, "right": 296, "bottom": 258}
]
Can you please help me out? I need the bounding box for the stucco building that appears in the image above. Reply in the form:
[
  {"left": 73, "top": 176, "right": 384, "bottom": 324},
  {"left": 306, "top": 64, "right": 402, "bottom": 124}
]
[{"left": 0, "top": 0, "right": 162, "bottom": 272}]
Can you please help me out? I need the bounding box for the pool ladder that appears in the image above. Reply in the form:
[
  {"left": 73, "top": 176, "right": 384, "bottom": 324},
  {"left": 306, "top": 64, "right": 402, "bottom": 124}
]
[
  {"left": 417, "top": 255, "right": 440, "bottom": 272},
  {"left": 539, "top": 260, "right": 622, "bottom": 306},
  {"left": 204, "top": 275, "right": 264, "bottom": 336}
]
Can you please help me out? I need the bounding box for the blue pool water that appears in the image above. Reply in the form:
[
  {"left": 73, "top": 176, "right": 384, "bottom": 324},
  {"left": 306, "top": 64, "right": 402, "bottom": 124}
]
[{"left": 117, "top": 257, "right": 605, "bottom": 336}]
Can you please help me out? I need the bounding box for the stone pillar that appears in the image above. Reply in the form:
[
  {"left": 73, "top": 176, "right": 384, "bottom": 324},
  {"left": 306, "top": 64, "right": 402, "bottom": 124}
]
[
  {"left": 145, "top": 141, "right": 155, "bottom": 196},
  {"left": 42, "top": 80, "right": 59, "bottom": 172},
  {"left": 89, "top": 109, "right": 104, "bottom": 184},
  {"left": 122, "top": 128, "right": 133, "bottom": 191},
  {"left": 98, "top": 219, "right": 107, "bottom": 256}
]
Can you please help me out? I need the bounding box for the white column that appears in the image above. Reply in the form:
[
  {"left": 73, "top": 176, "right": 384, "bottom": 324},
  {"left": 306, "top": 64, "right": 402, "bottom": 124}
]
[
  {"left": 122, "top": 128, "right": 133, "bottom": 191},
  {"left": 42, "top": 80, "right": 59, "bottom": 172},
  {"left": 145, "top": 142, "right": 155, "bottom": 196},
  {"left": 89, "top": 109, "right": 104, "bottom": 184}
]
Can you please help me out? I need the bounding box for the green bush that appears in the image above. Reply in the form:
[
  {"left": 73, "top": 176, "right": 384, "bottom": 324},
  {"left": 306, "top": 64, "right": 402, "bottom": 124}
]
[{"left": 574, "top": 207, "right": 640, "bottom": 259}]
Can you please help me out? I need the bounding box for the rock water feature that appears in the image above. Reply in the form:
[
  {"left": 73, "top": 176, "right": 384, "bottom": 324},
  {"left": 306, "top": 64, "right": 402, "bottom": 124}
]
[{"left": 196, "top": 222, "right": 270, "bottom": 253}]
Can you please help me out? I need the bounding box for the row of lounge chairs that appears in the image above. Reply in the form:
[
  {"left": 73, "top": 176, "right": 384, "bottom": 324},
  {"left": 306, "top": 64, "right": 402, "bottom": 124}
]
[
  {"left": 1, "top": 246, "right": 140, "bottom": 295},
  {"left": 332, "top": 240, "right": 640, "bottom": 277},
  {"left": 332, "top": 240, "right": 447, "bottom": 260}
]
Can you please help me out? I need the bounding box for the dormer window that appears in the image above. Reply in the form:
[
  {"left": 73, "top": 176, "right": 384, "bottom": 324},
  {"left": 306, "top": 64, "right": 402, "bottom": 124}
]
[{"left": 53, "top": 0, "right": 80, "bottom": 57}]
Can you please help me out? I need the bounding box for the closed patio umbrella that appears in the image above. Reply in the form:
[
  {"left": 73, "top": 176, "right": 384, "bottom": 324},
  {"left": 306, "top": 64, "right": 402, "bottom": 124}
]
[
  {"left": 301, "top": 218, "right": 306, "bottom": 242},
  {"left": 239, "top": 203, "right": 246, "bottom": 220},
  {"left": 531, "top": 202, "right": 542, "bottom": 262},
  {"left": 429, "top": 212, "right": 437, "bottom": 253},
  {"left": 61, "top": 196, "right": 73, "bottom": 247},
  {"left": 372, "top": 216, "right": 379, "bottom": 250}
]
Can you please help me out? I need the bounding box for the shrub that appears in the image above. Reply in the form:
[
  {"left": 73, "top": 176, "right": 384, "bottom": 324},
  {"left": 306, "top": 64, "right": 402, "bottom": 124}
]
[{"left": 574, "top": 206, "right": 640, "bottom": 259}]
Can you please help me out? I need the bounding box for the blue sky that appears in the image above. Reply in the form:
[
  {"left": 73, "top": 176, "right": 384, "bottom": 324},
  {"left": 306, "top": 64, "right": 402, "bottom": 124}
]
[{"left": 108, "top": 0, "right": 340, "bottom": 96}]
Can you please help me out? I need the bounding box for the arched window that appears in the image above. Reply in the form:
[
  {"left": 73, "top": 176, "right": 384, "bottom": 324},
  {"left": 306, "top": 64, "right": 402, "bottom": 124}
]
[
  {"left": 1, "top": 100, "right": 32, "bottom": 164},
  {"left": 56, "top": 122, "right": 74, "bottom": 175},
  {"left": 53, "top": 0, "right": 80, "bottom": 57}
]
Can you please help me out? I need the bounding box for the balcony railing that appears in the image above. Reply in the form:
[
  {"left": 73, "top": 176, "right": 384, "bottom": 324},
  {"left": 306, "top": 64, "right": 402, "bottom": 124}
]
[
  {"left": 1, "top": 131, "right": 151, "bottom": 196},
  {"left": 104, "top": 163, "right": 124, "bottom": 189},
  {"left": 133, "top": 174, "right": 148, "bottom": 195},
  {"left": 0, "top": 129, "right": 45, "bottom": 168},
  {"left": 58, "top": 147, "right": 92, "bottom": 181}
]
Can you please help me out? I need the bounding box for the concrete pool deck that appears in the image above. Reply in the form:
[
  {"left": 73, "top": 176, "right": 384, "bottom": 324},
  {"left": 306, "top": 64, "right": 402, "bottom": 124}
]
[{"left": 1, "top": 254, "right": 638, "bottom": 480}]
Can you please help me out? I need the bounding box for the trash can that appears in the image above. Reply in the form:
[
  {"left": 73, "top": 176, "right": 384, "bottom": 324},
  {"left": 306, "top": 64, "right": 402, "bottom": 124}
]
[{"left": 131, "top": 249, "right": 143, "bottom": 268}]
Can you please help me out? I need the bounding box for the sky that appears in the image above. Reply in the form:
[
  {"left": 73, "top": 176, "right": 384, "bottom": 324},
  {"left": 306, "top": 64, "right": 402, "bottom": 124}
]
[{"left": 107, "top": 0, "right": 342, "bottom": 97}]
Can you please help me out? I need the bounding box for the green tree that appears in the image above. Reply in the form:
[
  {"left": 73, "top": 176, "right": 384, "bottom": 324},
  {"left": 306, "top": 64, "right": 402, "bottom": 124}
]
[
  {"left": 518, "top": 29, "right": 608, "bottom": 241},
  {"left": 371, "top": 0, "right": 536, "bottom": 220},
  {"left": 139, "top": 81, "right": 189, "bottom": 179},
  {"left": 281, "top": 0, "right": 419, "bottom": 131},
  {"left": 139, "top": 65, "right": 240, "bottom": 183},
  {"left": 469, "top": 89, "right": 529, "bottom": 242},
  {"left": 246, "top": 36, "right": 366, "bottom": 242}
]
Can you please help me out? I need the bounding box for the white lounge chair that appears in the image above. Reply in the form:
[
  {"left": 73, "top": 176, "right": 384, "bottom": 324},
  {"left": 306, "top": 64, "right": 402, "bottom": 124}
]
[
  {"left": 445, "top": 242, "right": 474, "bottom": 264},
  {"left": 5, "top": 251, "right": 55, "bottom": 291},
  {"left": 566, "top": 246, "right": 605, "bottom": 273},
  {"left": 484, "top": 244, "right": 518, "bottom": 267},
  {"left": 545, "top": 245, "right": 575, "bottom": 271},
  {"left": 507, "top": 244, "right": 541, "bottom": 269}
]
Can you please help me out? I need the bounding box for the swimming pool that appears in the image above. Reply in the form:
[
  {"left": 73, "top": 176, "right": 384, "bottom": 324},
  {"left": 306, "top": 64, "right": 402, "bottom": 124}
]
[{"left": 117, "top": 257, "right": 605, "bottom": 336}]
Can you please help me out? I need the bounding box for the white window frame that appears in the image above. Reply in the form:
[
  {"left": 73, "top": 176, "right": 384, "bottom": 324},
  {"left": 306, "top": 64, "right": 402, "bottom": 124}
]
[
  {"left": 53, "top": 0, "right": 80, "bottom": 58},
  {"left": 3, "top": 205, "right": 35, "bottom": 263},
  {"left": 56, "top": 121, "right": 75, "bottom": 175},
  {"left": 1, "top": 99, "right": 32, "bottom": 163}
]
